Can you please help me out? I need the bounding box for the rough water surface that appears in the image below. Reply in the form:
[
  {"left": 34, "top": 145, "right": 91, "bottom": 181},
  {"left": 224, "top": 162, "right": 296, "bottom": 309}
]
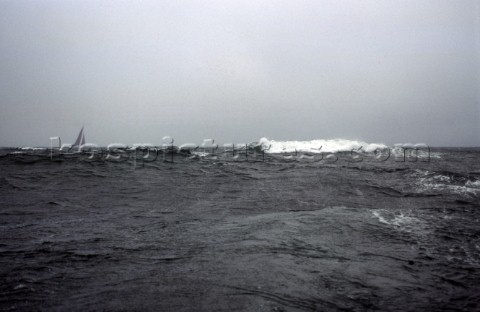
[{"left": 0, "top": 148, "right": 479, "bottom": 311}]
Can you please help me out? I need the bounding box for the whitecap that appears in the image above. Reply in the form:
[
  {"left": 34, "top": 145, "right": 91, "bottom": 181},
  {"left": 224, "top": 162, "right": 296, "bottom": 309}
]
[{"left": 258, "top": 137, "right": 387, "bottom": 154}]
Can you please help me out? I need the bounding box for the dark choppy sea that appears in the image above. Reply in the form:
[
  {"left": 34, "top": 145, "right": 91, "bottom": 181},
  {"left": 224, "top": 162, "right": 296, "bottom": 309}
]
[{"left": 0, "top": 147, "right": 479, "bottom": 311}]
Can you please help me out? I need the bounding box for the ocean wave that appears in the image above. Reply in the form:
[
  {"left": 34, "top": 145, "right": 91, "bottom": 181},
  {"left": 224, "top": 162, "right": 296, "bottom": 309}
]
[
  {"left": 258, "top": 137, "right": 387, "bottom": 153},
  {"left": 466, "top": 180, "right": 480, "bottom": 188},
  {"left": 411, "top": 170, "right": 480, "bottom": 197},
  {"left": 20, "top": 147, "right": 47, "bottom": 151},
  {"left": 390, "top": 145, "right": 441, "bottom": 159},
  {"left": 372, "top": 210, "right": 428, "bottom": 235}
]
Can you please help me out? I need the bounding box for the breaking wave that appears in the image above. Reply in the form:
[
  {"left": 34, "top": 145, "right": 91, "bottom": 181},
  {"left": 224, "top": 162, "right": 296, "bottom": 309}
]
[
  {"left": 258, "top": 137, "right": 387, "bottom": 153},
  {"left": 411, "top": 169, "right": 480, "bottom": 198}
]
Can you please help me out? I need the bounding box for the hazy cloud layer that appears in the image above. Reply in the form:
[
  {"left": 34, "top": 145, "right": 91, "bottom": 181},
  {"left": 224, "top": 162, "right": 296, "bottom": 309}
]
[{"left": 0, "top": 0, "right": 479, "bottom": 147}]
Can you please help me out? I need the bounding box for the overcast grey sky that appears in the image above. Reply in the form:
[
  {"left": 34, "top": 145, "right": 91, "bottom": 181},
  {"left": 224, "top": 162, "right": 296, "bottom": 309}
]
[{"left": 0, "top": 0, "right": 479, "bottom": 147}]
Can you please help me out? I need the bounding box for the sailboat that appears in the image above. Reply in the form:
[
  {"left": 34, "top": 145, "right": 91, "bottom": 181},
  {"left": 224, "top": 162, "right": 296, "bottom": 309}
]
[
  {"left": 72, "top": 127, "right": 86, "bottom": 151},
  {"left": 59, "top": 127, "right": 85, "bottom": 153}
]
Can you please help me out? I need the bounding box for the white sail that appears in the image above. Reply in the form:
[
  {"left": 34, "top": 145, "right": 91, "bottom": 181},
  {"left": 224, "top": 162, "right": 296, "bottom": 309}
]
[{"left": 73, "top": 127, "right": 84, "bottom": 147}]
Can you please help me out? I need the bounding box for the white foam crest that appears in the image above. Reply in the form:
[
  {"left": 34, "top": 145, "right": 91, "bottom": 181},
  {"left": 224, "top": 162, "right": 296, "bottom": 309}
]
[
  {"left": 466, "top": 180, "right": 480, "bottom": 188},
  {"left": 413, "top": 171, "right": 480, "bottom": 197},
  {"left": 20, "top": 147, "right": 46, "bottom": 151},
  {"left": 372, "top": 211, "right": 390, "bottom": 225},
  {"left": 258, "top": 137, "right": 387, "bottom": 153},
  {"left": 79, "top": 143, "right": 99, "bottom": 149},
  {"left": 390, "top": 145, "right": 441, "bottom": 159},
  {"left": 179, "top": 143, "right": 198, "bottom": 151},
  {"left": 191, "top": 151, "right": 210, "bottom": 157},
  {"left": 372, "top": 210, "right": 426, "bottom": 234},
  {"left": 60, "top": 144, "right": 72, "bottom": 151},
  {"left": 107, "top": 143, "right": 127, "bottom": 150},
  {"left": 429, "top": 184, "right": 480, "bottom": 196}
]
